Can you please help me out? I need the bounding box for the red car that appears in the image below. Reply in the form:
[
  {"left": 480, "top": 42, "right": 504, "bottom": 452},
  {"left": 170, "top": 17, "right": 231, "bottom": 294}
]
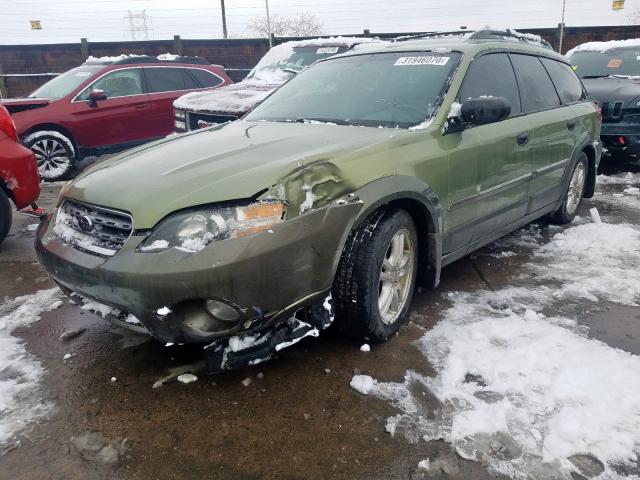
[
  {"left": 2, "top": 55, "right": 232, "bottom": 180},
  {"left": 0, "top": 105, "right": 40, "bottom": 244}
]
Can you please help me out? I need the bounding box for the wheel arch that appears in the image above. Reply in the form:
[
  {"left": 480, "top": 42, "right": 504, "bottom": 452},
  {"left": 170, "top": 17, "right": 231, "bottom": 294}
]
[
  {"left": 338, "top": 176, "right": 444, "bottom": 290},
  {"left": 572, "top": 132, "right": 597, "bottom": 199},
  {"left": 22, "top": 123, "right": 78, "bottom": 153}
]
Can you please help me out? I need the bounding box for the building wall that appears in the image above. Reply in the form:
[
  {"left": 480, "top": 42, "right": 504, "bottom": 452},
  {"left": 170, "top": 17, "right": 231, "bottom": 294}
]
[{"left": 2, "top": 25, "right": 640, "bottom": 98}]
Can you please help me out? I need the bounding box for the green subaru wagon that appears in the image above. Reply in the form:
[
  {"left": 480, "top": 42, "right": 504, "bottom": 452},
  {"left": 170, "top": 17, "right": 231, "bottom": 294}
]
[{"left": 36, "top": 30, "right": 602, "bottom": 372}]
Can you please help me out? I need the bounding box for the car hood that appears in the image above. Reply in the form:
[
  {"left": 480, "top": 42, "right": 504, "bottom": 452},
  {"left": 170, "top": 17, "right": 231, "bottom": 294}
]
[
  {"left": 173, "top": 79, "right": 281, "bottom": 115},
  {"left": 65, "top": 121, "right": 395, "bottom": 229},
  {"left": 582, "top": 76, "right": 640, "bottom": 107},
  {"left": 1, "top": 98, "right": 52, "bottom": 114}
]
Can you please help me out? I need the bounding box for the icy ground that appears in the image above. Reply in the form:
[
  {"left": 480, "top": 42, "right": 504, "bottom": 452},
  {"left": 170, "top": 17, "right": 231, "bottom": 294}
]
[
  {"left": 361, "top": 177, "right": 640, "bottom": 479},
  {"left": 0, "top": 288, "right": 62, "bottom": 445}
]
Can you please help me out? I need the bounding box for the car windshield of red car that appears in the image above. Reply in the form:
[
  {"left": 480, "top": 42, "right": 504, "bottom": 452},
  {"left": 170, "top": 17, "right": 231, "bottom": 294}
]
[{"left": 29, "top": 65, "right": 103, "bottom": 99}]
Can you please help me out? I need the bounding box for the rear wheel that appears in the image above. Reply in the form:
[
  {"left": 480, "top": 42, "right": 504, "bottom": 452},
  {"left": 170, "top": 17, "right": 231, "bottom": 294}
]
[
  {"left": 332, "top": 208, "right": 418, "bottom": 342},
  {"left": 0, "top": 189, "right": 12, "bottom": 245},
  {"left": 548, "top": 153, "right": 588, "bottom": 225},
  {"left": 24, "top": 131, "right": 76, "bottom": 181}
]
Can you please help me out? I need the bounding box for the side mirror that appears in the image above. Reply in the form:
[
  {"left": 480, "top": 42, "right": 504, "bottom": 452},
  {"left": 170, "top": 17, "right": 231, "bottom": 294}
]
[
  {"left": 444, "top": 97, "right": 511, "bottom": 134},
  {"left": 88, "top": 89, "right": 107, "bottom": 107}
]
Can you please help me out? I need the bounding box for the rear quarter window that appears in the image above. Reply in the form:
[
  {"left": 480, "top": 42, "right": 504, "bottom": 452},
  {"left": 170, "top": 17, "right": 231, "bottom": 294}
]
[
  {"left": 189, "top": 69, "right": 224, "bottom": 88},
  {"left": 510, "top": 54, "right": 561, "bottom": 113},
  {"left": 540, "top": 58, "right": 586, "bottom": 104},
  {"left": 145, "top": 67, "right": 198, "bottom": 93}
]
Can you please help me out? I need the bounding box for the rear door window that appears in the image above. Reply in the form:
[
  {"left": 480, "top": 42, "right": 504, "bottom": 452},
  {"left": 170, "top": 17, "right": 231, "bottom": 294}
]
[
  {"left": 510, "top": 54, "right": 561, "bottom": 113},
  {"left": 189, "top": 69, "right": 224, "bottom": 88},
  {"left": 145, "top": 67, "right": 191, "bottom": 93},
  {"left": 540, "top": 58, "right": 586, "bottom": 104},
  {"left": 457, "top": 53, "right": 522, "bottom": 116}
]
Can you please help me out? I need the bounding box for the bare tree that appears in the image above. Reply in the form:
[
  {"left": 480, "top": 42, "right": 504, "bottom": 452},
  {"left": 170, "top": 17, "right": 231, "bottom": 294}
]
[{"left": 249, "top": 13, "right": 323, "bottom": 38}]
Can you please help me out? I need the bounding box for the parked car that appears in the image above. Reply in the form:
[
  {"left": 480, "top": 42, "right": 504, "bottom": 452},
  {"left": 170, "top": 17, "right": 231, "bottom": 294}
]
[
  {"left": 173, "top": 37, "right": 378, "bottom": 132},
  {"left": 0, "top": 105, "right": 40, "bottom": 244},
  {"left": 36, "top": 30, "right": 601, "bottom": 373},
  {"left": 567, "top": 39, "right": 640, "bottom": 160},
  {"left": 2, "top": 55, "right": 233, "bottom": 181}
]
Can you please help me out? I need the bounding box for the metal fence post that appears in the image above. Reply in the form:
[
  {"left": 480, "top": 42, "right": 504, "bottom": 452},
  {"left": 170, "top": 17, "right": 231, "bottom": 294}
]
[
  {"left": 0, "top": 64, "right": 7, "bottom": 98},
  {"left": 173, "top": 35, "right": 183, "bottom": 56},
  {"left": 80, "top": 38, "right": 89, "bottom": 61}
]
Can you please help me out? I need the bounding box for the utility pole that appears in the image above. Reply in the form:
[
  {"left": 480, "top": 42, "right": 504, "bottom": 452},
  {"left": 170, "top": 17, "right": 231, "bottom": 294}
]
[
  {"left": 558, "top": 0, "right": 566, "bottom": 53},
  {"left": 265, "top": 0, "right": 272, "bottom": 47},
  {"left": 220, "top": 0, "right": 228, "bottom": 39}
]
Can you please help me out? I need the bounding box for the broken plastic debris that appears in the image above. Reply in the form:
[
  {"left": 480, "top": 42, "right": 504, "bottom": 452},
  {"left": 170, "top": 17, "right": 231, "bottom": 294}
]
[
  {"left": 177, "top": 374, "right": 198, "bottom": 384},
  {"left": 350, "top": 374, "right": 375, "bottom": 395},
  {"left": 360, "top": 343, "right": 371, "bottom": 352}
]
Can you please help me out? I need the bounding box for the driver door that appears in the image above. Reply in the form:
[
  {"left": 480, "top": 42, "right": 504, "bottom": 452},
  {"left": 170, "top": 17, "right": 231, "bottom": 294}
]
[
  {"left": 71, "top": 68, "right": 153, "bottom": 149},
  {"left": 444, "top": 53, "right": 532, "bottom": 254}
]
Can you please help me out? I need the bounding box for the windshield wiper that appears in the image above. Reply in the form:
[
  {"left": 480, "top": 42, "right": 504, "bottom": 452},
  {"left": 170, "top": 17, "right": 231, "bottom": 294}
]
[
  {"left": 283, "top": 68, "right": 300, "bottom": 75},
  {"left": 582, "top": 74, "right": 615, "bottom": 79},
  {"left": 293, "top": 117, "right": 350, "bottom": 125}
]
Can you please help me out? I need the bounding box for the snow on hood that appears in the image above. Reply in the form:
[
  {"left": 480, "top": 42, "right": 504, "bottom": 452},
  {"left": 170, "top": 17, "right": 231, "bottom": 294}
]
[
  {"left": 174, "top": 36, "right": 382, "bottom": 114},
  {"left": 566, "top": 38, "right": 640, "bottom": 57}
]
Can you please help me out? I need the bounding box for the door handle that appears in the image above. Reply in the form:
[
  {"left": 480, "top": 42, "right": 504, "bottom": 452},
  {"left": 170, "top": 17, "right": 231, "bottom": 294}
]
[
  {"left": 135, "top": 104, "right": 150, "bottom": 110},
  {"left": 567, "top": 118, "right": 577, "bottom": 130},
  {"left": 516, "top": 132, "right": 529, "bottom": 146}
]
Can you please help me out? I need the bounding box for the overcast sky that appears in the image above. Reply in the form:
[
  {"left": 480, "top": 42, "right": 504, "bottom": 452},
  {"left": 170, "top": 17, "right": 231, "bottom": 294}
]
[{"left": 1, "top": 0, "right": 639, "bottom": 44}]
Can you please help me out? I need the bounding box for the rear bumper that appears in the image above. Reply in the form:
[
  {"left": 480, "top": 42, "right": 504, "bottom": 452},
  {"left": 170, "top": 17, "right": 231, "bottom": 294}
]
[
  {"left": 0, "top": 136, "right": 40, "bottom": 209},
  {"left": 601, "top": 122, "right": 640, "bottom": 158},
  {"left": 36, "top": 201, "right": 361, "bottom": 344}
]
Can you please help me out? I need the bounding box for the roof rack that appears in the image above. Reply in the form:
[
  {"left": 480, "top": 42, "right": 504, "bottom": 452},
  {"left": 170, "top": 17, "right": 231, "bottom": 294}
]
[
  {"left": 394, "top": 31, "right": 469, "bottom": 42},
  {"left": 111, "top": 55, "right": 210, "bottom": 65},
  {"left": 469, "top": 29, "right": 553, "bottom": 49},
  {"left": 394, "top": 28, "right": 552, "bottom": 50}
]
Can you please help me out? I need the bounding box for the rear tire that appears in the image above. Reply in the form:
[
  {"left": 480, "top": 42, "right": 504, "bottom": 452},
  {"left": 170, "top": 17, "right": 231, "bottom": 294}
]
[
  {"left": 548, "top": 153, "right": 588, "bottom": 225},
  {"left": 0, "top": 189, "right": 12, "bottom": 245},
  {"left": 24, "top": 131, "right": 76, "bottom": 181},
  {"left": 332, "top": 208, "right": 418, "bottom": 342}
]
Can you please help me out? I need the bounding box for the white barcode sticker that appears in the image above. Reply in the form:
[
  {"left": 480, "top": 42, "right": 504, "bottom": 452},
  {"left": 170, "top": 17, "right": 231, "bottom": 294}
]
[
  {"left": 394, "top": 56, "right": 450, "bottom": 66},
  {"left": 316, "top": 47, "right": 339, "bottom": 54}
]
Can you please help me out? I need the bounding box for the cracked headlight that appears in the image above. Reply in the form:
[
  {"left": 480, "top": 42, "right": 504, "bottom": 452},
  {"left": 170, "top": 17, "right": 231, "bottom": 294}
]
[{"left": 140, "top": 201, "right": 285, "bottom": 253}]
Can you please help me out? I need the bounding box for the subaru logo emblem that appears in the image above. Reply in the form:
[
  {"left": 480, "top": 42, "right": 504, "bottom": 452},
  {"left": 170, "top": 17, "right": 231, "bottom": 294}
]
[{"left": 77, "top": 215, "right": 93, "bottom": 232}]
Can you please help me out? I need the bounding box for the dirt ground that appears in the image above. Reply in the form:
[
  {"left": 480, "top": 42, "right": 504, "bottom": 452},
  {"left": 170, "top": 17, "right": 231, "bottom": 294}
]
[{"left": 1, "top": 157, "right": 639, "bottom": 480}]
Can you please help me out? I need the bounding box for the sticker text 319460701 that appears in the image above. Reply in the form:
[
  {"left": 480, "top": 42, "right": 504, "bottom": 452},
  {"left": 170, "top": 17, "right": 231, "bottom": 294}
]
[{"left": 394, "top": 56, "right": 450, "bottom": 66}]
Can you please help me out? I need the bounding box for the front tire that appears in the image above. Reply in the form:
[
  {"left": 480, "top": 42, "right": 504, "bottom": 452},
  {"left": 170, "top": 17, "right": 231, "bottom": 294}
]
[
  {"left": 548, "top": 153, "right": 588, "bottom": 225},
  {"left": 24, "top": 131, "right": 76, "bottom": 181},
  {"left": 0, "top": 189, "right": 12, "bottom": 245},
  {"left": 332, "top": 208, "right": 418, "bottom": 342}
]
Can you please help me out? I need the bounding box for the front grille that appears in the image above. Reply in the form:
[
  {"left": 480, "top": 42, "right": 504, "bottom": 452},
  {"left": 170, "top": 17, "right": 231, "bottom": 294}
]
[
  {"left": 187, "top": 111, "right": 238, "bottom": 131},
  {"left": 53, "top": 199, "right": 133, "bottom": 257}
]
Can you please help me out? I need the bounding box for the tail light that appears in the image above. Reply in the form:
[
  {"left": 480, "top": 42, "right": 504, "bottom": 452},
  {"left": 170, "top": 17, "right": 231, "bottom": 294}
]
[
  {"left": 593, "top": 102, "right": 602, "bottom": 123},
  {"left": 0, "top": 105, "right": 18, "bottom": 142}
]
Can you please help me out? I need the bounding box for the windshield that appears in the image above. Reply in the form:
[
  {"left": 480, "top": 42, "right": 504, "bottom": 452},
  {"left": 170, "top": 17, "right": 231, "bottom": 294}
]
[
  {"left": 569, "top": 49, "right": 640, "bottom": 78},
  {"left": 248, "top": 45, "right": 350, "bottom": 83},
  {"left": 29, "top": 66, "right": 102, "bottom": 99},
  {"left": 246, "top": 51, "right": 461, "bottom": 129}
]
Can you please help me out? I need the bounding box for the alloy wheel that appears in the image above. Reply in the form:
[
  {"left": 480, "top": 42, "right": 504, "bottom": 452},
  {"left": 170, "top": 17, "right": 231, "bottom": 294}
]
[
  {"left": 31, "top": 138, "right": 72, "bottom": 179},
  {"left": 378, "top": 228, "right": 415, "bottom": 325},
  {"left": 566, "top": 162, "right": 586, "bottom": 215}
]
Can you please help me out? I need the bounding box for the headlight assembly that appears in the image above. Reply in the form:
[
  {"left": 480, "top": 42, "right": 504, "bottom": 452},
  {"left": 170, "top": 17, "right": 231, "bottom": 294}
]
[{"left": 140, "top": 201, "right": 285, "bottom": 253}]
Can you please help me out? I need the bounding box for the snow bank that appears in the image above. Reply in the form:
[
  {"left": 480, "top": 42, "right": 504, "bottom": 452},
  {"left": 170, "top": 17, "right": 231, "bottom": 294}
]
[
  {"left": 366, "top": 214, "right": 640, "bottom": 478},
  {"left": 567, "top": 38, "right": 640, "bottom": 57},
  {"left": 0, "top": 288, "right": 62, "bottom": 444}
]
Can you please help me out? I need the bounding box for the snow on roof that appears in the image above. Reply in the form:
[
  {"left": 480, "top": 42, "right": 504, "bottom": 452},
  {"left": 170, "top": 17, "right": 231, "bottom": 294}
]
[
  {"left": 566, "top": 38, "right": 640, "bottom": 57},
  {"left": 84, "top": 52, "right": 196, "bottom": 64}
]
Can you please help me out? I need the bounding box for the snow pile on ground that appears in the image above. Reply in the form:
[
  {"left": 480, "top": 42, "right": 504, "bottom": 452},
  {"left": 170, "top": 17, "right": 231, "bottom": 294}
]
[
  {"left": 567, "top": 38, "right": 640, "bottom": 57},
  {"left": 0, "top": 288, "right": 62, "bottom": 444},
  {"left": 366, "top": 217, "right": 640, "bottom": 479}
]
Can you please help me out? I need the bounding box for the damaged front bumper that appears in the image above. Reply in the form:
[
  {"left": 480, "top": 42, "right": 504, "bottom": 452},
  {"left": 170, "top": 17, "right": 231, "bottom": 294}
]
[{"left": 36, "top": 200, "right": 362, "bottom": 361}]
